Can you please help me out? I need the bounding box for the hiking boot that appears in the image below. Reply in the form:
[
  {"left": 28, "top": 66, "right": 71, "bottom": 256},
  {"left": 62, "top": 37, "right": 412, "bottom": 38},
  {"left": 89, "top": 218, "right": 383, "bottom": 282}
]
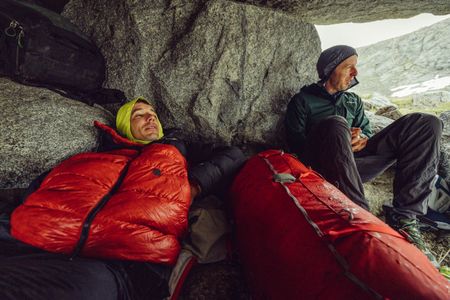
[
  {"left": 440, "top": 265, "right": 450, "bottom": 281},
  {"left": 383, "top": 205, "right": 440, "bottom": 267},
  {"left": 387, "top": 214, "right": 440, "bottom": 268}
]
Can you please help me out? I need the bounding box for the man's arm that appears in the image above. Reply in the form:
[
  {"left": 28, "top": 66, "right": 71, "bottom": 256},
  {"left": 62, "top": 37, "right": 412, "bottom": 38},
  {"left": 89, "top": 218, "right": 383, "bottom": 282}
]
[
  {"left": 285, "top": 94, "right": 309, "bottom": 154},
  {"left": 352, "top": 94, "right": 373, "bottom": 138},
  {"left": 188, "top": 145, "right": 246, "bottom": 197}
]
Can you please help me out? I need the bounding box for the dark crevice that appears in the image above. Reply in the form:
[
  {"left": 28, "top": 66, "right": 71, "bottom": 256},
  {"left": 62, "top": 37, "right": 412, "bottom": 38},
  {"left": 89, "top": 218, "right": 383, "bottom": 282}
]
[
  {"left": 187, "top": 92, "right": 202, "bottom": 133},
  {"left": 225, "top": 78, "right": 240, "bottom": 97},
  {"left": 239, "top": 6, "right": 248, "bottom": 104},
  {"left": 158, "top": 0, "right": 208, "bottom": 63},
  {"left": 208, "top": 26, "right": 226, "bottom": 79},
  {"left": 148, "top": 68, "right": 175, "bottom": 126}
]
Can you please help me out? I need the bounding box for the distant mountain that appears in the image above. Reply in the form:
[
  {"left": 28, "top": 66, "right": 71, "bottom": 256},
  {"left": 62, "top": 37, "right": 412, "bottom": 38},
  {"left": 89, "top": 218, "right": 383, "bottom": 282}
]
[{"left": 353, "top": 18, "right": 450, "bottom": 98}]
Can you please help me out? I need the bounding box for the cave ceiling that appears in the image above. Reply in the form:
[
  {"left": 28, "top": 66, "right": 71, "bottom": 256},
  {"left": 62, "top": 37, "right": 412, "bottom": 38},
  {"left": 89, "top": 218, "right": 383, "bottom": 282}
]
[{"left": 37, "top": 0, "right": 450, "bottom": 24}]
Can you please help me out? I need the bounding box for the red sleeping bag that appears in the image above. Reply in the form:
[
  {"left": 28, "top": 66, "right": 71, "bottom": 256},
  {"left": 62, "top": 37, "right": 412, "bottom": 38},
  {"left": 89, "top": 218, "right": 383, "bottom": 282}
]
[{"left": 231, "top": 150, "right": 449, "bottom": 299}]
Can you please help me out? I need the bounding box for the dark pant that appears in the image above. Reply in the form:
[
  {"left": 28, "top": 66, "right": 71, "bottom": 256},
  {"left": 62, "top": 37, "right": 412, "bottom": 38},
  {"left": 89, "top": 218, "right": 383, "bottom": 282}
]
[{"left": 300, "top": 113, "right": 443, "bottom": 218}]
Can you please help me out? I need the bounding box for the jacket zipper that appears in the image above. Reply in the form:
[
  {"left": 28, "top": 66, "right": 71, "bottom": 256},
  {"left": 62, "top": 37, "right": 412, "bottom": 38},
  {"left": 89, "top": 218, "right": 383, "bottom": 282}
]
[
  {"left": 70, "top": 158, "right": 134, "bottom": 259},
  {"left": 0, "top": 11, "right": 25, "bottom": 74}
]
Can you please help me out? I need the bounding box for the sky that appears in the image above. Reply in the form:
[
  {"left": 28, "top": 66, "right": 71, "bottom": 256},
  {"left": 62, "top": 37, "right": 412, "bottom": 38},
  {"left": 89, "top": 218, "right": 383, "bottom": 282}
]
[{"left": 315, "top": 13, "right": 450, "bottom": 49}]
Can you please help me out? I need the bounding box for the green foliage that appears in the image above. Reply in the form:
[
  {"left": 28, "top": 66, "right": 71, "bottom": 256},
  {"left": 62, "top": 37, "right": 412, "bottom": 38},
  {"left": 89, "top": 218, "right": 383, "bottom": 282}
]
[
  {"left": 360, "top": 91, "right": 450, "bottom": 116},
  {"left": 374, "top": 96, "right": 450, "bottom": 116},
  {"left": 396, "top": 101, "right": 450, "bottom": 116},
  {"left": 391, "top": 97, "right": 413, "bottom": 107}
]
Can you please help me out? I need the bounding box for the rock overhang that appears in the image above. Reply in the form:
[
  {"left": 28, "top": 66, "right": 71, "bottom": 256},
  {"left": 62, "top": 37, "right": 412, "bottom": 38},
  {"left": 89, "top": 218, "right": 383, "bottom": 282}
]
[
  {"left": 234, "top": 0, "right": 450, "bottom": 24},
  {"left": 38, "top": 0, "right": 450, "bottom": 24}
]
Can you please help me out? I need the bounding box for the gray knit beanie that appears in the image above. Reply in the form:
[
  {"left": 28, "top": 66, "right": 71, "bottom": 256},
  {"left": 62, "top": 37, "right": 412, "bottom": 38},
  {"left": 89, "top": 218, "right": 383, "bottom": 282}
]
[{"left": 316, "top": 45, "right": 357, "bottom": 81}]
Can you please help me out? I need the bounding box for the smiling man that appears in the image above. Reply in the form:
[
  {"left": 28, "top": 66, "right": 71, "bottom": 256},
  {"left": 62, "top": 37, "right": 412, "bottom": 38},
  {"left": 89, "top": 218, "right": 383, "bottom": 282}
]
[
  {"left": 285, "top": 45, "right": 443, "bottom": 267},
  {"left": 116, "top": 98, "right": 164, "bottom": 144},
  {"left": 130, "top": 101, "right": 161, "bottom": 142}
]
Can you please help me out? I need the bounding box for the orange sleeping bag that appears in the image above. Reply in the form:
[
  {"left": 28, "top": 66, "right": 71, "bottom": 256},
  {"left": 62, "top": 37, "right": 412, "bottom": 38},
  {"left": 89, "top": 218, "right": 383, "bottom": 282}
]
[
  {"left": 11, "top": 133, "right": 191, "bottom": 265},
  {"left": 231, "top": 150, "right": 448, "bottom": 299}
]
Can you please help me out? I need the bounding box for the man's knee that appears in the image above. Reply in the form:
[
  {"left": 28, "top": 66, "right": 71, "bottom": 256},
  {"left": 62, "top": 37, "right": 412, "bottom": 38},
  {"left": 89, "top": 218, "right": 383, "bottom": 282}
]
[
  {"left": 404, "top": 113, "right": 443, "bottom": 136},
  {"left": 422, "top": 114, "right": 443, "bottom": 136},
  {"left": 315, "top": 116, "right": 350, "bottom": 137}
]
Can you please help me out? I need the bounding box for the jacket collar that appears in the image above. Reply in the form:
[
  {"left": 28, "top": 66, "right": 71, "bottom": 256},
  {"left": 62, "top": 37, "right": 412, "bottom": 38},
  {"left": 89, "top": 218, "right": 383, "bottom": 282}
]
[
  {"left": 301, "top": 83, "right": 340, "bottom": 103},
  {"left": 94, "top": 121, "right": 145, "bottom": 148}
]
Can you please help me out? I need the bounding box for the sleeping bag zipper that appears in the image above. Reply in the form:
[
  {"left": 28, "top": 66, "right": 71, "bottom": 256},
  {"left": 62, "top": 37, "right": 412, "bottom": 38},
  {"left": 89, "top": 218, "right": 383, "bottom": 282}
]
[{"left": 70, "top": 160, "right": 133, "bottom": 259}]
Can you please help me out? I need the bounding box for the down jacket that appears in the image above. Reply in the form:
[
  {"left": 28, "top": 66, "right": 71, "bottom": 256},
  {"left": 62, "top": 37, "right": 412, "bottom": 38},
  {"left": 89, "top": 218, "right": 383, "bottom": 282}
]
[{"left": 10, "top": 122, "right": 245, "bottom": 265}]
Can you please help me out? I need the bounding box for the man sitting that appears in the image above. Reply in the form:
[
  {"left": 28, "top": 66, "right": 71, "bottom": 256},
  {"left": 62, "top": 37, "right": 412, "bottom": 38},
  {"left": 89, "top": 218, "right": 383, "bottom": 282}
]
[{"left": 285, "top": 45, "right": 442, "bottom": 267}]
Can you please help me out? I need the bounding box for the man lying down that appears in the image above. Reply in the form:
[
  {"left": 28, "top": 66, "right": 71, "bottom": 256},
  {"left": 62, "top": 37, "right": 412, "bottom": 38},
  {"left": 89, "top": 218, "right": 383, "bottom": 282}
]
[{"left": 0, "top": 97, "right": 245, "bottom": 300}]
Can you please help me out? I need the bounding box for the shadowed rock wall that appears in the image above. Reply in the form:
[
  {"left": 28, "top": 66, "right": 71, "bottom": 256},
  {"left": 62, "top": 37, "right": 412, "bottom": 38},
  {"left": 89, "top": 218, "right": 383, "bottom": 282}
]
[
  {"left": 63, "top": 0, "right": 319, "bottom": 145},
  {"left": 3, "top": 0, "right": 449, "bottom": 189},
  {"left": 62, "top": 0, "right": 450, "bottom": 145}
]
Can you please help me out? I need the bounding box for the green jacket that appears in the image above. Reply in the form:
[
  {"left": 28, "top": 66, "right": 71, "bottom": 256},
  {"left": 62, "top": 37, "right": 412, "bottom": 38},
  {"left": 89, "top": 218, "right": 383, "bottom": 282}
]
[{"left": 285, "top": 83, "right": 373, "bottom": 154}]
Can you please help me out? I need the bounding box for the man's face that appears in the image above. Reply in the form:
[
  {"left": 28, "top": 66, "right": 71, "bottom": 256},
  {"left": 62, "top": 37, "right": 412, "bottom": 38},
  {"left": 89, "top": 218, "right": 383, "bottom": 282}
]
[
  {"left": 130, "top": 101, "right": 160, "bottom": 142},
  {"left": 326, "top": 55, "right": 358, "bottom": 93}
]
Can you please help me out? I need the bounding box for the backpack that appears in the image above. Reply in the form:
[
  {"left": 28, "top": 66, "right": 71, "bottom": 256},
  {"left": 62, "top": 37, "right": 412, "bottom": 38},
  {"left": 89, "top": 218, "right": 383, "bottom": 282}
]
[
  {"left": 417, "top": 175, "right": 450, "bottom": 237},
  {"left": 0, "top": 0, "right": 124, "bottom": 104},
  {"left": 428, "top": 175, "right": 450, "bottom": 213}
]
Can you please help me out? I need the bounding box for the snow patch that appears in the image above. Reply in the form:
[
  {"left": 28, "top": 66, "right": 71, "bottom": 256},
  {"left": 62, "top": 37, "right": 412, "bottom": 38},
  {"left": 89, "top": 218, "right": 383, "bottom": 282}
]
[{"left": 390, "top": 75, "right": 450, "bottom": 97}]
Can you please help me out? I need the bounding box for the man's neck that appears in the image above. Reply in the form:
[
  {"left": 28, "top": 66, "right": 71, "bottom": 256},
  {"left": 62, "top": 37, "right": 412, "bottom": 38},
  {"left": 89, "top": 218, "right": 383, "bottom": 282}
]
[{"left": 323, "top": 81, "right": 337, "bottom": 95}]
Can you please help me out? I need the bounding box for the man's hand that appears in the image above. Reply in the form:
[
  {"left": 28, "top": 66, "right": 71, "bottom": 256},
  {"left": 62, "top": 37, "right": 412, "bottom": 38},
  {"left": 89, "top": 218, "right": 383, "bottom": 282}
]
[
  {"left": 350, "top": 127, "right": 368, "bottom": 152},
  {"left": 189, "top": 181, "right": 201, "bottom": 200}
]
